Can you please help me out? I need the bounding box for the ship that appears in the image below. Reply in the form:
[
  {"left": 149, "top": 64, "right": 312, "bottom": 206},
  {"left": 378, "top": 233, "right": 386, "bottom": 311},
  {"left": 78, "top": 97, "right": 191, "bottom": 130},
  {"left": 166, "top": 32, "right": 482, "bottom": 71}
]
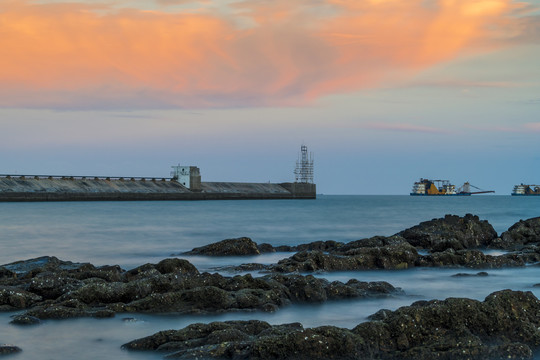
[
  {"left": 410, "top": 178, "right": 495, "bottom": 196},
  {"left": 511, "top": 184, "right": 540, "bottom": 196}
]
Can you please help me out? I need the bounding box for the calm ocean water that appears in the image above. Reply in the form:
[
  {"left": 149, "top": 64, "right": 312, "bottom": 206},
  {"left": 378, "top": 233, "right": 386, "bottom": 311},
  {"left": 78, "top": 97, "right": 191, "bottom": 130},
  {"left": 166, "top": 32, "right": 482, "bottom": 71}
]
[{"left": 1, "top": 195, "right": 539, "bottom": 359}]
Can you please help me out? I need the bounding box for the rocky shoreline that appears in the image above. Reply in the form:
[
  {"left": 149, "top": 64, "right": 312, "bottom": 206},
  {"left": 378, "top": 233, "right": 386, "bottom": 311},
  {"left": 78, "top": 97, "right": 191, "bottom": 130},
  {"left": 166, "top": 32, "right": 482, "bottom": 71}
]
[
  {"left": 0, "top": 256, "right": 401, "bottom": 321},
  {"left": 123, "top": 289, "right": 540, "bottom": 360},
  {"left": 1, "top": 214, "right": 540, "bottom": 359},
  {"left": 192, "top": 214, "right": 540, "bottom": 273}
]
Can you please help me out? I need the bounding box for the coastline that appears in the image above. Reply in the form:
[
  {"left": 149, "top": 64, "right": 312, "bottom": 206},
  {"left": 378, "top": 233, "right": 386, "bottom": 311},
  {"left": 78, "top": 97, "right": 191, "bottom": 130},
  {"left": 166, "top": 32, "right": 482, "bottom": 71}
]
[{"left": 1, "top": 213, "right": 540, "bottom": 359}]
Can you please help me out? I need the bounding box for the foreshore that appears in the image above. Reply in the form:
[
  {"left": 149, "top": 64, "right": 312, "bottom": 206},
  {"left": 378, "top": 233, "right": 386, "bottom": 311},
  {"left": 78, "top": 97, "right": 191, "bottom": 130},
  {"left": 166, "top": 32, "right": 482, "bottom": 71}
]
[{"left": 1, "top": 214, "right": 539, "bottom": 359}]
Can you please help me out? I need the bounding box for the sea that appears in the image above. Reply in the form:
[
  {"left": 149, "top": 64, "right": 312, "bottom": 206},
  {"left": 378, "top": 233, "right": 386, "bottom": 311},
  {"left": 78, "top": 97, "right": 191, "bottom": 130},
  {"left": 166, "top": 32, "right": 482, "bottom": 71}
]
[{"left": 0, "top": 195, "right": 539, "bottom": 359}]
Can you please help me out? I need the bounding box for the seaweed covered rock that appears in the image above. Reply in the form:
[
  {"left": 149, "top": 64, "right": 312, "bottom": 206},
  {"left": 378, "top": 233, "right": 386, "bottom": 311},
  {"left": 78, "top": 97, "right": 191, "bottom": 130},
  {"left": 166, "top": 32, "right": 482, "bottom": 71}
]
[
  {"left": 183, "top": 237, "right": 261, "bottom": 256},
  {"left": 496, "top": 217, "right": 540, "bottom": 249},
  {"left": 397, "top": 214, "right": 498, "bottom": 251},
  {"left": 124, "top": 290, "right": 540, "bottom": 360}
]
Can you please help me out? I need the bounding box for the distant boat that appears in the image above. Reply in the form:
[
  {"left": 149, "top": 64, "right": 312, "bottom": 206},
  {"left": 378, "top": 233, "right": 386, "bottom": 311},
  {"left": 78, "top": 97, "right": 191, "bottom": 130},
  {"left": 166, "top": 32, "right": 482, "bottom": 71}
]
[
  {"left": 511, "top": 184, "right": 540, "bottom": 196},
  {"left": 410, "top": 178, "right": 495, "bottom": 196}
]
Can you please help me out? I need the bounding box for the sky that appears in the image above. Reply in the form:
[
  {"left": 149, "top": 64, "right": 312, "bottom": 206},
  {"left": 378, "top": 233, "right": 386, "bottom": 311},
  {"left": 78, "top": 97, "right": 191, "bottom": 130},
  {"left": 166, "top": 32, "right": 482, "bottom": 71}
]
[{"left": 0, "top": 0, "right": 539, "bottom": 194}]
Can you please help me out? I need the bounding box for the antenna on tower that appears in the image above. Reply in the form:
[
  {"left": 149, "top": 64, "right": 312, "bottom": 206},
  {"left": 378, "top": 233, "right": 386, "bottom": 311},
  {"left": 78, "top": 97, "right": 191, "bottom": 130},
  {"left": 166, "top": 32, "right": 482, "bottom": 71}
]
[{"left": 294, "top": 144, "right": 314, "bottom": 184}]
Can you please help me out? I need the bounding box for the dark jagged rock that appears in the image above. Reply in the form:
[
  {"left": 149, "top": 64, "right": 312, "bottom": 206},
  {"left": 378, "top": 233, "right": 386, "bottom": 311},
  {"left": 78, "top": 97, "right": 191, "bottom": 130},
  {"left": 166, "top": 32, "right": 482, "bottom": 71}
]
[
  {"left": 260, "top": 240, "right": 345, "bottom": 253},
  {"left": 496, "top": 217, "right": 540, "bottom": 249},
  {"left": 0, "top": 286, "right": 42, "bottom": 310},
  {"left": 183, "top": 237, "right": 261, "bottom": 256},
  {"left": 451, "top": 271, "right": 489, "bottom": 277},
  {"left": 0, "top": 257, "right": 401, "bottom": 320},
  {"left": 271, "top": 242, "right": 420, "bottom": 272},
  {"left": 397, "top": 214, "right": 498, "bottom": 251},
  {"left": 257, "top": 243, "right": 276, "bottom": 253},
  {"left": 224, "top": 238, "right": 536, "bottom": 274},
  {"left": 0, "top": 345, "right": 22, "bottom": 355},
  {"left": 124, "top": 290, "right": 540, "bottom": 360},
  {"left": 155, "top": 258, "right": 199, "bottom": 275},
  {"left": 293, "top": 240, "right": 345, "bottom": 252},
  {"left": 416, "top": 249, "right": 527, "bottom": 269},
  {"left": 10, "top": 314, "right": 41, "bottom": 325},
  {"left": 28, "top": 274, "right": 83, "bottom": 300},
  {"left": 335, "top": 235, "right": 408, "bottom": 254},
  {"left": 1, "top": 256, "right": 93, "bottom": 278}
]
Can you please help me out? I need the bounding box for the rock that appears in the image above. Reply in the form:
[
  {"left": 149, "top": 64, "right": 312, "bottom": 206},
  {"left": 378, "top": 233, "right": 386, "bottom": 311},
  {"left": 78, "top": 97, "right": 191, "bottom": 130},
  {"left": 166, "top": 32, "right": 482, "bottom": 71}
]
[
  {"left": 183, "top": 237, "right": 261, "bottom": 256},
  {"left": 367, "top": 308, "right": 393, "bottom": 320},
  {"left": 272, "top": 242, "right": 419, "bottom": 272},
  {"left": 257, "top": 243, "right": 276, "bottom": 253},
  {"left": 0, "top": 256, "right": 92, "bottom": 278},
  {"left": 0, "top": 256, "right": 402, "bottom": 320},
  {"left": 293, "top": 240, "right": 344, "bottom": 252},
  {"left": 154, "top": 258, "right": 199, "bottom": 275},
  {"left": 259, "top": 240, "right": 345, "bottom": 253},
  {"left": 28, "top": 274, "right": 82, "bottom": 300},
  {"left": 451, "top": 271, "right": 489, "bottom": 277},
  {"left": 397, "top": 214, "right": 498, "bottom": 251},
  {"left": 124, "top": 263, "right": 160, "bottom": 280},
  {"left": 336, "top": 236, "right": 407, "bottom": 253},
  {"left": 0, "top": 286, "right": 42, "bottom": 309},
  {"left": 124, "top": 290, "right": 540, "bottom": 360},
  {"left": 0, "top": 267, "right": 15, "bottom": 278},
  {"left": 498, "top": 217, "right": 540, "bottom": 249},
  {"left": 417, "top": 249, "right": 526, "bottom": 268},
  {"left": 0, "top": 345, "right": 22, "bottom": 355},
  {"left": 10, "top": 314, "right": 41, "bottom": 325}
]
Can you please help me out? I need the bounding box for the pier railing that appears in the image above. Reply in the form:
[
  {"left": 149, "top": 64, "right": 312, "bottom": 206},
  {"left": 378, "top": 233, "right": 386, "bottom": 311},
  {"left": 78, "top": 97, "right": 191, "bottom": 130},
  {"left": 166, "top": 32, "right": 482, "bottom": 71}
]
[{"left": 0, "top": 174, "right": 175, "bottom": 182}]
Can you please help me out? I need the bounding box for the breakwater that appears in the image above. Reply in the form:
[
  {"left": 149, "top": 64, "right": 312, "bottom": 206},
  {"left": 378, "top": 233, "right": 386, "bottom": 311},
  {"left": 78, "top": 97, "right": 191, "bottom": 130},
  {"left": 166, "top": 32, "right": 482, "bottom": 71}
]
[{"left": 0, "top": 175, "right": 316, "bottom": 201}]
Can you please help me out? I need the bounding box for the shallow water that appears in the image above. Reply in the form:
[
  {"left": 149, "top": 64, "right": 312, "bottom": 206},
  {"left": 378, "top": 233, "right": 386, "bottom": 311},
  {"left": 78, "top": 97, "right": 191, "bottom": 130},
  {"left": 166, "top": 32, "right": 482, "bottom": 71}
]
[{"left": 0, "top": 195, "right": 539, "bottom": 359}]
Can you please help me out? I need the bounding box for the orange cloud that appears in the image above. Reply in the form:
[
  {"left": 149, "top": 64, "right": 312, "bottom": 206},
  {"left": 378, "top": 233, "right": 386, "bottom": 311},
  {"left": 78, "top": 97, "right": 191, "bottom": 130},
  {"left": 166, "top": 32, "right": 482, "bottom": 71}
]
[{"left": 0, "top": 0, "right": 530, "bottom": 109}]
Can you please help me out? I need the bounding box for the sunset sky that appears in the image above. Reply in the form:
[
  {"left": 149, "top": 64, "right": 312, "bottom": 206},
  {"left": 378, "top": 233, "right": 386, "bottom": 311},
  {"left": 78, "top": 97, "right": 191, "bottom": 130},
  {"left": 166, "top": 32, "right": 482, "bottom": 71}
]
[{"left": 1, "top": 0, "right": 539, "bottom": 194}]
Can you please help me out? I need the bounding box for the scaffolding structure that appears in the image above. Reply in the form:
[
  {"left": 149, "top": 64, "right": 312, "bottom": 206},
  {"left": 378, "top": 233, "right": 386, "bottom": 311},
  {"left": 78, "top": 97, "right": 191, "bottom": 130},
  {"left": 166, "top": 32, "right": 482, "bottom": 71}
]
[{"left": 294, "top": 145, "right": 314, "bottom": 184}]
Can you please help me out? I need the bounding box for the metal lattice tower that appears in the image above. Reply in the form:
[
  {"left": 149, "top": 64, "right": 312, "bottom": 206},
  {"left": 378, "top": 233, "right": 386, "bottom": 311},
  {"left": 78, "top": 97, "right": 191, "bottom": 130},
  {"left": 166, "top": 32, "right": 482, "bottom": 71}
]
[{"left": 294, "top": 145, "right": 314, "bottom": 183}]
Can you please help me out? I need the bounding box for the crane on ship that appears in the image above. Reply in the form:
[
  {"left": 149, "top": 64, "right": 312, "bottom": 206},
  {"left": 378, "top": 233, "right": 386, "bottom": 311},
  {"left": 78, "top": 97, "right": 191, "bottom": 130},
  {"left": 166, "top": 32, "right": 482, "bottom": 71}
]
[{"left": 457, "top": 182, "right": 495, "bottom": 195}]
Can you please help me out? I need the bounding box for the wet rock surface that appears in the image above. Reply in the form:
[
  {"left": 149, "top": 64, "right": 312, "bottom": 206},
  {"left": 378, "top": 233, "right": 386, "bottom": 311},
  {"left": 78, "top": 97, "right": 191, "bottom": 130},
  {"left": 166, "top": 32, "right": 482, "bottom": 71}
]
[
  {"left": 0, "top": 256, "right": 402, "bottom": 320},
  {"left": 221, "top": 242, "right": 533, "bottom": 274},
  {"left": 496, "top": 217, "right": 540, "bottom": 249},
  {"left": 0, "top": 345, "right": 22, "bottom": 355},
  {"left": 182, "top": 237, "right": 261, "bottom": 256},
  {"left": 124, "top": 289, "right": 540, "bottom": 360},
  {"left": 396, "top": 213, "right": 498, "bottom": 251},
  {"left": 270, "top": 241, "right": 419, "bottom": 272},
  {"left": 216, "top": 215, "right": 540, "bottom": 273},
  {"left": 451, "top": 271, "right": 489, "bottom": 277},
  {"left": 10, "top": 314, "right": 41, "bottom": 325}
]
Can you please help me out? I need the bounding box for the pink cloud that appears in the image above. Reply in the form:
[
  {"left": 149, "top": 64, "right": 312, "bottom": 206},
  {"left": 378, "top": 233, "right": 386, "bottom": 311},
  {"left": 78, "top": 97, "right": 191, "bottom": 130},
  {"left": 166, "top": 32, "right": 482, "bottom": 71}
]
[
  {"left": 523, "top": 123, "right": 540, "bottom": 131},
  {"left": 0, "top": 0, "right": 533, "bottom": 109}
]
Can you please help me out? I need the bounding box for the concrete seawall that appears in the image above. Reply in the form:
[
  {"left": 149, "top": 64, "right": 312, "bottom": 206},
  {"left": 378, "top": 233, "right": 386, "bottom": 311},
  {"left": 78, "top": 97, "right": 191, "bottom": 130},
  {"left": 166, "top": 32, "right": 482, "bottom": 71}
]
[{"left": 0, "top": 176, "right": 316, "bottom": 201}]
